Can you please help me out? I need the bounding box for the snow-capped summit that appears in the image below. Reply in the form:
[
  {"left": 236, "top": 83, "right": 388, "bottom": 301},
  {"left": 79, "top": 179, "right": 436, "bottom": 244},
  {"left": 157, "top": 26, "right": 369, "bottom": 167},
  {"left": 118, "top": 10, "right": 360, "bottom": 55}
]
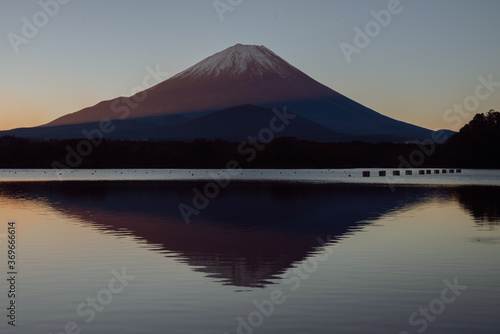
[{"left": 174, "top": 44, "right": 295, "bottom": 80}]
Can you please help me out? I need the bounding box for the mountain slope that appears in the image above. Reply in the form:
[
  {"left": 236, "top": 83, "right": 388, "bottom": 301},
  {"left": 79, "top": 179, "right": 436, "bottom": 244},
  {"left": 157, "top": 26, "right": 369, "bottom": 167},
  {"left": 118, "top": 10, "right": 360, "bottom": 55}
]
[
  {"left": 149, "top": 104, "right": 346, "bottom": 141},
  {"left": 15, "top": 44, "right": 440, "bottom": 140}
]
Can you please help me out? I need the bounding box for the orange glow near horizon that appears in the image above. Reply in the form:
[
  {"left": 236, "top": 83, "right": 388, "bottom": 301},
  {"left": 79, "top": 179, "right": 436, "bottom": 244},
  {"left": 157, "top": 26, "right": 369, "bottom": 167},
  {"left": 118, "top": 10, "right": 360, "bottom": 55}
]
[
  {"left": 0, "top": 93, "right": 47, "bottom": 130},
  {"left": 0, "top": 114, "right": 47, "bottom": 131},
  {"left": 0, "top": 89, "right": 106, "bottom": 131}
]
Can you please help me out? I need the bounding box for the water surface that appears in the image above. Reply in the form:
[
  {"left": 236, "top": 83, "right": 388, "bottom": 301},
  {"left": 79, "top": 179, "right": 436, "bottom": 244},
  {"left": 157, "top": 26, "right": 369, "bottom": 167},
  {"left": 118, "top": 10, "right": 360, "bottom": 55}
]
[{"left": 0, "top": 178, "right": 499, "bottom": 333}]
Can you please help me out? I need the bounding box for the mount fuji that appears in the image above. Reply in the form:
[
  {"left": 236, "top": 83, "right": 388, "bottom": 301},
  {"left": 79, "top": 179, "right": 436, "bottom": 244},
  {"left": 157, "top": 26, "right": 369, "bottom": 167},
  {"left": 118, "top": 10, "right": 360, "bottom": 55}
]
[{"left": 2, "top": 44, "right": 448, "bottom": 142}]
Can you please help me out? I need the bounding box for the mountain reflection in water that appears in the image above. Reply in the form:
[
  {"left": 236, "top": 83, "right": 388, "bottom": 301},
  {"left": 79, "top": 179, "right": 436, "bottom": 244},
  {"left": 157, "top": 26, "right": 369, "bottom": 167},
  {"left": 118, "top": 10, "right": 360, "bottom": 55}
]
[
  {"left": 0, "top": 182, "right": 498, "bottom": 288},
  {"left": 453, "top": 186, "right": 500, "bottom": 229}
]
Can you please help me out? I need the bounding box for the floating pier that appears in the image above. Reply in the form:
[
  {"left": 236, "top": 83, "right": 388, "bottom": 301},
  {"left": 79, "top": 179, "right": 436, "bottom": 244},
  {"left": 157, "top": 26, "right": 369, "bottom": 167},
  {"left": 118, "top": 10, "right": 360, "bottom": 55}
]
[{"left": 360, "top": 169, "right": 463, "bottom": 178}]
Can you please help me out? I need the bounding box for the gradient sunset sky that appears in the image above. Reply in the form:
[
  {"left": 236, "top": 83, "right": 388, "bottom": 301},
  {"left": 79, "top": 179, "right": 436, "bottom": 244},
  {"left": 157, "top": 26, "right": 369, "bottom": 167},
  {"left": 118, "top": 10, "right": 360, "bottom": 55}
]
[{"left": 1, "top": 0, "right": 499, "bottom": 131}]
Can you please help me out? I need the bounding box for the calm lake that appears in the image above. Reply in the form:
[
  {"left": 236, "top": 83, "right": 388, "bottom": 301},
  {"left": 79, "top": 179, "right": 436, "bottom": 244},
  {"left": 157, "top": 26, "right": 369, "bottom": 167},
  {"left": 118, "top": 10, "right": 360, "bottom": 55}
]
[{"left": 0, "top": 170, "right": 499, "bottom": 333}]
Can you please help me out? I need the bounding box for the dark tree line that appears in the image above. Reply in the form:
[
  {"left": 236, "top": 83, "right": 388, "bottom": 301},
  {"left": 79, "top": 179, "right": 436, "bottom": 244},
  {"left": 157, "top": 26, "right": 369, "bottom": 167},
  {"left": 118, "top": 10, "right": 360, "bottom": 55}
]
[
  {"left": 434, "top": 110, "right": 500, "bottom": 168},
  {"left": 0, "top": 137, "right": 431, "bottom": 169}
]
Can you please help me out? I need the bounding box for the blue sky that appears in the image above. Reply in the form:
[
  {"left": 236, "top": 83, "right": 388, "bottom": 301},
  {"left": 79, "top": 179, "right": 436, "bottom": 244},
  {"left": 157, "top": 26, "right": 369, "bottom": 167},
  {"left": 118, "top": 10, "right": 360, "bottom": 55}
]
[{"left": 1, "top": 0, "right": 499, "bottom": 130}]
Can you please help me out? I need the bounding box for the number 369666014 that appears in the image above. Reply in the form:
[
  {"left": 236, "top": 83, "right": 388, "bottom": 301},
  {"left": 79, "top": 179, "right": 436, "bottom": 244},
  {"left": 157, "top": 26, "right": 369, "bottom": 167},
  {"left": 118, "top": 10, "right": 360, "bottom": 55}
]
[{"left": 8, "top": 222, "right": 16, "bottom": 270}]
